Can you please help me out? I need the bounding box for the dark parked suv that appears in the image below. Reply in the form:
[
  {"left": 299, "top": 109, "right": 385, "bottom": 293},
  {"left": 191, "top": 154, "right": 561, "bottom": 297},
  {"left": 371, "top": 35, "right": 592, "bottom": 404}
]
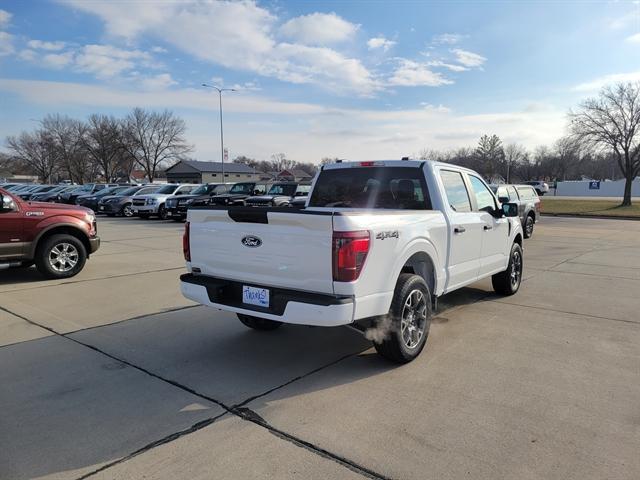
[
  {"left": 209, "top": 182, "right": 268, "bottom": 206},
  {"left": 490, "top": 184, "right": 540, "bottom": 238},
  {"left": 165, "top": 183, "right": 230, "bottom": 221},
  {"left": 245, "top": 183, "right": 311, "bottom": 207}
]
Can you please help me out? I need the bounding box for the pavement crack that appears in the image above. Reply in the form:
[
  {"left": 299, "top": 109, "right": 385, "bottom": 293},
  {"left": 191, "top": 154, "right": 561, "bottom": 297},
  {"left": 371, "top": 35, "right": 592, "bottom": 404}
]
[{"left": 76, "top": 412, "right": 229, "bottom": 480}]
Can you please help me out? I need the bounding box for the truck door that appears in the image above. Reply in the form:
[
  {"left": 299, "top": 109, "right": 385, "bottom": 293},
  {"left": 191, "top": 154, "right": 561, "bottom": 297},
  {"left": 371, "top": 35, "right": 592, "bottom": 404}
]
[
  {"left": 438, "top": 169, "right": 483, "bottom": 291},
  {"left": 467, "top": 175, "right": 510, "bottom": 277},
  {"left": 0, "top": 193, "right": 25, "bottom": 260}
]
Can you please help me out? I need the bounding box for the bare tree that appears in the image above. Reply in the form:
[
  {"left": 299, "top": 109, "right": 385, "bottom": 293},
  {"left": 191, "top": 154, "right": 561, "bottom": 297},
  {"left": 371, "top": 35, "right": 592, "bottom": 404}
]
[
  {"left": 569, "top": 82, "right": 640, "bottom": 206},
  {"left": 270, "top": 153, "right": 295, "bottom": 171},
  {"left": 6, "top": 130, "right": 59, "bottom": 182},
  {"left": 121, "top": 108, "right": 192, "bottom": 182},
  {"left": 41, "top": 114, "right": 90, "bottom": 183},
  {"left": 503, "top": 143, "right": 527, "bottom": 183},
  {"left": 83, "top": 114, "right": 124, "bottom": 182}
]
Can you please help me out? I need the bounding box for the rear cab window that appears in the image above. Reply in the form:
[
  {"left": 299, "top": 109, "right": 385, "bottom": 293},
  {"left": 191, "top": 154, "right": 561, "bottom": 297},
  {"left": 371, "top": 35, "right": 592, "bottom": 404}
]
[
  {"left": 309, "top": 166, "right": 431, "bottom": 209},
  {"left": 439, "top": 170, "right": 471, "bottom": 212}
]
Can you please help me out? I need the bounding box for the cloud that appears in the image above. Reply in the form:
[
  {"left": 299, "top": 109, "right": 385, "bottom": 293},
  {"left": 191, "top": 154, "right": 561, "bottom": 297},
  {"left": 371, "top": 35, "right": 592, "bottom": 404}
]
[
  {"left": 367, "top": 36, "right": 396, "bottom": 52},
  {"left": 0, "top": 78, "right": 567, "bottom": 159},
  {"left": 42, "top": 52, "right": 74, "bottom": 68},
  {"left": 27, "top": 39, "right": 66, "bottom": 51},
  {"left": 427, "top": 60, "right": 468, "bottom": 72},
  {"left": 60, "top": 0, "right": 377, "bottom": 95},
  {"left": 452, "top": 48, "right": 486, "bottom": 68},
  {"left": 74, "top": 44, "right": 152, "bottom": 78},
  {"left": 280, "top": 12, "right": 358, "bottom": 45},
  {"left": 388, "top": 59, "right": 452, "bottom": 87},
  {"left": 0, "top": 9, "right": 11, "bottom": 28},
  {"left": 572, "top": 71, "right": 640, "bottom": 92},
  {"left": 432, "top": 33, "right": 464, "bottom": 45},
  {"left": 0, "top": 31, "right": 13, "bottom": 56},
  {"left": 140, "top": 73, "right": 177, "bottom": 90},
  {"left": 626, "top": 33, "right": 640, "bottom": 43}
]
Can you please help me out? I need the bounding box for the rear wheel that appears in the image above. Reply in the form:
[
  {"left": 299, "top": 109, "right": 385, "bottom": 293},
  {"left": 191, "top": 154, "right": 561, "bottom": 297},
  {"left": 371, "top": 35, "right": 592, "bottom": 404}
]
[
  {"left": 492, "top": 242, "right": 523, "bottom": 296},
  {"left": 523, "top": 214, "right": 535, "bottom": 238},
  {"left": 373, "top": 273, "right": 432, "bottom": 364},
  {"left": 35, "top": 234, "right": 87, "bottom": 279},
  {"left": 237, "top": 314, "right": 282, "bottom": 331}
]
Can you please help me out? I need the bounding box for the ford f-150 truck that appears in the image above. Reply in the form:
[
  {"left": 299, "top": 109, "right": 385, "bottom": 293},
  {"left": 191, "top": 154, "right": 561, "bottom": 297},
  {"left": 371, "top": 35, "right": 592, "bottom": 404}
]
[
  {"left": 180, "top": 161, "right": 523, "bottom": 363},
  {"left": 0, "top": 188, "right": 100, "bottom": 278}
]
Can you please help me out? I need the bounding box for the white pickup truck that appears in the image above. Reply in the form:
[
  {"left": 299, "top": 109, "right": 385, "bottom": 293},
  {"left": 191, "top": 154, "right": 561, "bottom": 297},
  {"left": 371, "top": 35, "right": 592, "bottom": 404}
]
[{"left": 180, "top": 161, "right": 524, "bottom": 363}]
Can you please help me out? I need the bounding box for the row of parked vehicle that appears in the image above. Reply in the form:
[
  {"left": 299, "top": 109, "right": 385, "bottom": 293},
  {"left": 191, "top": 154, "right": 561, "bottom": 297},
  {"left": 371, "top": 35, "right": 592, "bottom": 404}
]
[{"left": 0, "top": 180, "right": 312, "bottom": 221}]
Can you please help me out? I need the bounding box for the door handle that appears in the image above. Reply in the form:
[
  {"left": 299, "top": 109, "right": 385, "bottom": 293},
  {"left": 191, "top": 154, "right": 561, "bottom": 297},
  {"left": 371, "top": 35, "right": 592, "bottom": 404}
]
[
  {"left": 454, "top": 226, "right": 466, "bottom": 234},
  {"left": 483, "top": 225, "right": 493, "bottom": 231}
]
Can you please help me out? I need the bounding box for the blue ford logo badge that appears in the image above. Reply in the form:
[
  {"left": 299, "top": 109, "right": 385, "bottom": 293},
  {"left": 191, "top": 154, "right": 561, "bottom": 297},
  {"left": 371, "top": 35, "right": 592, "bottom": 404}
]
[{"left": 241, "top": 235, "right": 262, "bottom": 248}]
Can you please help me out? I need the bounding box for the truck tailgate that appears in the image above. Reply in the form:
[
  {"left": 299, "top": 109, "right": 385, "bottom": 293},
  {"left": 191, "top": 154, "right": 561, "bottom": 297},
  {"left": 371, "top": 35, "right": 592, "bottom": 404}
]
[{"left": 188, "top": 208, "right": 335, "bottom": 294}]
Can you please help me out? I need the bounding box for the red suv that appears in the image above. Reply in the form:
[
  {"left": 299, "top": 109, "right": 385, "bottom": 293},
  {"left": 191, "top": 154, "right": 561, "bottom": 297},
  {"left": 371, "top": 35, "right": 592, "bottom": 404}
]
[{"left": 0, "top": 188, "right": 100, "bottom": 278}]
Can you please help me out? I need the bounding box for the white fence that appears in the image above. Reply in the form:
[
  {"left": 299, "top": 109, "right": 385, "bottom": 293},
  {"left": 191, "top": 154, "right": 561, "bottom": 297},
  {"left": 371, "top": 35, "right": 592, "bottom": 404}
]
[{"left": 555, "top": 179, "right": 640, "bottom": 197}]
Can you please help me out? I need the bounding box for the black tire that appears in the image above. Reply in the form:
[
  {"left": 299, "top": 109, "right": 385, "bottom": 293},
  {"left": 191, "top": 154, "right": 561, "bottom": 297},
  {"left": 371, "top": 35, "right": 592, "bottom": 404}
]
[
  {"left": 523, "top": 214, "right": 535, "bottom": 239},
  {"left": 237, "top": 313, "right": 282, "bottom": 331},
  {"left": 121, "top": 203, "right": 134, "bottom": 217},
  {"left": 158, "top": 204, "right": 168, "bottom": 220},
  {"left": 35, "top": 234, "right": 87, "bottom": 279},
  {"left": 492, "top": 242, "right": 523, "bottom": 296},
  {"left": 373, "top": 273, "right": 432, "bottom": 364}
]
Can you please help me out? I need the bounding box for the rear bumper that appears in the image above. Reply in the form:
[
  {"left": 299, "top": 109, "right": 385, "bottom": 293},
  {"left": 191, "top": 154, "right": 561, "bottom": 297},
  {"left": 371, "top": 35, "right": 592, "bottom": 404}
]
[{"left": 180, "top": 273, "right": 354, "bottom": 326}]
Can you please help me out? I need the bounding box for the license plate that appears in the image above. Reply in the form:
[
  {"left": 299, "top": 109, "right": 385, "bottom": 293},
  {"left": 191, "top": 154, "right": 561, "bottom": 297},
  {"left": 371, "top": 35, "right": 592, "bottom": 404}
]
[{"left": 242, "top": 285, "right": 269, "bottom": 308}]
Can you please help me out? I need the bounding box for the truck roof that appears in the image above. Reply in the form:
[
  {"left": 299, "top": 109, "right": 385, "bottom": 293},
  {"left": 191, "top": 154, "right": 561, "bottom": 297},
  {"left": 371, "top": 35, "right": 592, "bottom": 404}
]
[{"left": 321, "top": 159, "right": 478, "bottom": 175}]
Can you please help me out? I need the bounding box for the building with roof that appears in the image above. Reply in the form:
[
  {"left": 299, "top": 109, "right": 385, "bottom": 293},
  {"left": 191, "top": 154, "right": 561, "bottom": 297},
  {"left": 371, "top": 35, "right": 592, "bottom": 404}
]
[
  {"left": 165, "top": 160, "right": 258, "bottom": 184},
  {"left": 276, "top": 168, "right": 314, "bottom": 183}
]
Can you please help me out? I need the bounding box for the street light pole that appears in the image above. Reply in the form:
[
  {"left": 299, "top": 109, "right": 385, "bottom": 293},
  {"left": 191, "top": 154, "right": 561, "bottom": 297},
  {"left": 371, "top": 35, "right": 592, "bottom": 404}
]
[{"left": 202, "top": 84, "right": 236, "bottom": 179}]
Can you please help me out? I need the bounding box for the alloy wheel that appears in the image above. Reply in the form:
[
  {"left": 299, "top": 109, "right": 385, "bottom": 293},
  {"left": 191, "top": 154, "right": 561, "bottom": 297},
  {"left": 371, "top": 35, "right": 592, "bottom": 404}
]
[
  {"left": 49, "top": 243, "right": 79, "bottom": 273},
  {"left": 400, "top": 289, "right": 427, "bottom": 349}
]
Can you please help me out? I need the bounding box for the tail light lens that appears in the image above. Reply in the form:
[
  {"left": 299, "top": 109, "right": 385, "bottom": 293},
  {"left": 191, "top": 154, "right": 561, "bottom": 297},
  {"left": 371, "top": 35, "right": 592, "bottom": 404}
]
[
  {"left": 183, "top": 221, "right": 191, "bottom": 261},
  {"left": 332, "top": 230, "right": 370, "bottom": 282}
]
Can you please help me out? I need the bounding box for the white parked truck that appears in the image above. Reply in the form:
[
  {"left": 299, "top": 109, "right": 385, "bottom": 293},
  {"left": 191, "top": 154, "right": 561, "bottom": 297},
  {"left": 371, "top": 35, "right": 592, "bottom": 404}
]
[{"left": 180, "top": 161, "right": 524, "bottom": 363}]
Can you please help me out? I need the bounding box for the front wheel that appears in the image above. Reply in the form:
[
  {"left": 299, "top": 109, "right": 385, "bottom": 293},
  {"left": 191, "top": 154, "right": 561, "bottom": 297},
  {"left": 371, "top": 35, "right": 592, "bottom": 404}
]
[
  {"left": 237, "top": 314, "right": 282, "bottom": 331},
  {"left": 373, "top": 273, "right": 432, "bottom": 364},
  {"left": 121, "top": 203, "right": 134, "bottom": 217},
  {"left": 523, "top": 215, "right": 535, "bottom": 239},
  {"left": 158, "top": 204, "right": 168, "bottom": 220},
  {"left": 492, "top": 242, "right": 523, "bottom": 296},
  {"left": 35, "top": 234, "right": 87, "bottom": 279}
]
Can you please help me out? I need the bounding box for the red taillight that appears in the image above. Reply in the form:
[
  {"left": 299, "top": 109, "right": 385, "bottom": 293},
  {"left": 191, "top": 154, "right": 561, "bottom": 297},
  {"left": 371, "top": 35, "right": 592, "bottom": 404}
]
[
  {"left": 332, "top": 231, "right": 370, "bottom": 282},
  {"left": 360, "top": 161, "right": 375, "bottom": 167},
  {"left": 183, "top": 222, "right": 191, "bottom": 261}
]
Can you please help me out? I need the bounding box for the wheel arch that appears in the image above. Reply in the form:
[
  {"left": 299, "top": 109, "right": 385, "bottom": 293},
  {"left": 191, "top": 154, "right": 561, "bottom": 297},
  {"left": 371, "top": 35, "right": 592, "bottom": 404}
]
[
  {"left": 29, "top": 224, "right": 91, "bottom": 259},
  {"left": 391, "top": 239, "right": 443, "bottom": 297}
]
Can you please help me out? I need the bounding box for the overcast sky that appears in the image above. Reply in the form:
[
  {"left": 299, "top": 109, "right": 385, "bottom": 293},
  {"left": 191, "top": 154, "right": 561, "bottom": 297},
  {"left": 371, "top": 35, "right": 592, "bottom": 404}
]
[{"left": 1, "top": 0, "right": 639, "bottom": 162}]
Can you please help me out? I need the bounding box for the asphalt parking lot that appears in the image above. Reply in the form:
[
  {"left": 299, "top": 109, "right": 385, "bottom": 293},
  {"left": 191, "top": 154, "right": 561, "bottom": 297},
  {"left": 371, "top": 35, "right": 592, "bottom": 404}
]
[{"left": 1, "top": 216, "right": 639, "bottom": 480}]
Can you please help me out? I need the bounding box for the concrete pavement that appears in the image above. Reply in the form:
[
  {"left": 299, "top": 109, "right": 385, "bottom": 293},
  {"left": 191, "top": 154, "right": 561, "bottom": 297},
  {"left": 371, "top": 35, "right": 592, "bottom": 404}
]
[{"left": 1, "top": 215, "right": 639, "bottom": 479}]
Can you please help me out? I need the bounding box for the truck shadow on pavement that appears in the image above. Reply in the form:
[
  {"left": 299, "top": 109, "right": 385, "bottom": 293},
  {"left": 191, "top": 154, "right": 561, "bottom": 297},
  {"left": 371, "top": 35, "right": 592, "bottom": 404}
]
[{"left": 1, "top": 284, "right": 493, "bottom": 480}]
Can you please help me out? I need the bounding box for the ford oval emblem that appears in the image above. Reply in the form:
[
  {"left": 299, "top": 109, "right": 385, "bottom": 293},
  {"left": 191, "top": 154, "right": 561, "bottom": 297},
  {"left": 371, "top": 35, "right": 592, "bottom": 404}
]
[{"left": 241, "top": 235, "right": 262, "bottom": 248}]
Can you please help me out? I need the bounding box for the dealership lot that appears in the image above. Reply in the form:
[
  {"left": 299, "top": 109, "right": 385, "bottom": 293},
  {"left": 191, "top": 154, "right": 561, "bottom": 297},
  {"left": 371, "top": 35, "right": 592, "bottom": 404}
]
[{"left": 1, "top": 216, "right": 639, "bottom": 479}]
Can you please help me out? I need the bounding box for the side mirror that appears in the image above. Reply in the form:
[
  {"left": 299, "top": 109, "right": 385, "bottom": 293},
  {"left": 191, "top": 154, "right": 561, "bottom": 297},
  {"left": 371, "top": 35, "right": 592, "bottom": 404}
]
[
  {"left": 0, "top": 194, "right": 16, "bottom": 212},
  {"left": 501, "top": 202, "right": 518, "bottom": 217}
]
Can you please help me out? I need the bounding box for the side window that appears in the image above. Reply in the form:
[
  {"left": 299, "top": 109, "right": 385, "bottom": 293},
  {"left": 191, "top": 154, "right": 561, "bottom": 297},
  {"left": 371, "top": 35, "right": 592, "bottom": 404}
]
[
  {"left": 507, "top": 186, "right": 519, "bottom": 201},
  {"left": 516, "top": 187, "right": 532, "bottom": 200},
  {"left": 529, "top": 187, "right": 539, "bottom": 198},
  {"left": 440, "top": 170, "right": 471, "bottom": 212},
  {"left": 468, "top": 175, "right": 496, "bottom": 212}
]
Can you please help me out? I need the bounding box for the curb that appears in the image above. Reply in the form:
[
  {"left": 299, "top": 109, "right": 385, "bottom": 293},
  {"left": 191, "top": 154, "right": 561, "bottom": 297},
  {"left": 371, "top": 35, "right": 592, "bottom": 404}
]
[{"left": 541, "top": 213, "right": 640, "bottom": 221}]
